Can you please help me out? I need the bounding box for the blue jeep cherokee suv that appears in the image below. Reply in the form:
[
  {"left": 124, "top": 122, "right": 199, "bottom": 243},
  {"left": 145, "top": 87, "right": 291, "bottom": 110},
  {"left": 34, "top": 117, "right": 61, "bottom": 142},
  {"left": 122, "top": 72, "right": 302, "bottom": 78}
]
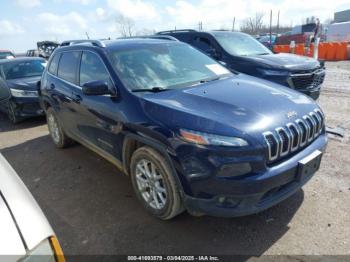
[
  {"left": 157, "top": 30, "right": 325, "bottom": 100},
  {"left": 39, "top": 39, "right": 327, "bottom": 219}
]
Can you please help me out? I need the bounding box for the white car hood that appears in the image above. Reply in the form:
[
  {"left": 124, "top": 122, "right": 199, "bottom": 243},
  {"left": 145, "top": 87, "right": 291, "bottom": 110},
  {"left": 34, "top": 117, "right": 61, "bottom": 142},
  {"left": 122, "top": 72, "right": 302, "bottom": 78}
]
[
  {"left": 0, "top": 196, "right": 25, "bottom": 260},
  {"left": 0, "top": 154, "right": 54, "bottom": 253}
]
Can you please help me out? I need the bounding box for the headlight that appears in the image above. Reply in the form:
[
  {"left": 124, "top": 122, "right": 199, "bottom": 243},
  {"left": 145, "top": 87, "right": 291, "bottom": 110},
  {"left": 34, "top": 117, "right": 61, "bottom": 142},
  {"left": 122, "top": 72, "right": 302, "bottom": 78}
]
[
  {"left": 258, "top": 68, "right": 289, "bottom": 76},
  {"left": 180, "top": 129, "right": 248, "bottom": 147},
  {"left": 10, "top": 88, "right": 38, "bottom": 98},
  {"left": 21, "top": 236, "right": 65, "bottom": 262}
]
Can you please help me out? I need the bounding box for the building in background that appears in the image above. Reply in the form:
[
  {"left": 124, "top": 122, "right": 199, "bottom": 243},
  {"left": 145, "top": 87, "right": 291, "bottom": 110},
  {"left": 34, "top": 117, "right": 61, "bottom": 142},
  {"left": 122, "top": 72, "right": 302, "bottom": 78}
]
[
  {"left": 326, "top": 9, "right": 350, "bottom": 42},
  {"left": 334, "top": 9, "right": 350, "bottom": 23}
]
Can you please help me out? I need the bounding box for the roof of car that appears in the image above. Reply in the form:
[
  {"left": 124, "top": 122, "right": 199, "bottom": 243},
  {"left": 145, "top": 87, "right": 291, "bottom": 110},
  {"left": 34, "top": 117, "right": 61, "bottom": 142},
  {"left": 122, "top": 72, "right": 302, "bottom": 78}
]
[
  {"left": 56, "top": 38, "right": 180, "bottom": 52},
  {"left": 105, "top": 38, "right": 178, "bottom": 48},
  {"left": 0, "top": 57, "right": 44, "bottom": 64},
  {"left": 157, "top": 29, "right": 248, "bottom": 38}
]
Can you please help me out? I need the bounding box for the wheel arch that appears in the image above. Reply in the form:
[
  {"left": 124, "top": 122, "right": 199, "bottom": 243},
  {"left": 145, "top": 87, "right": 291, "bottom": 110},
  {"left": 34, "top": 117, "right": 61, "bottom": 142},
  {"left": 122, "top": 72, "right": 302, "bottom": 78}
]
[{"left": 122, "top": 133, "right": 185, "bottom": 196}]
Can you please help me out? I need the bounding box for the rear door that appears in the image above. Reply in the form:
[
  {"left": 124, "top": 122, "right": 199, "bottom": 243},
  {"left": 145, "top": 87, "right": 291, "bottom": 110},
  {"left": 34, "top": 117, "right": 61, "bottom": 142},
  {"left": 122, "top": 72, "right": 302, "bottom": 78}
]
[{"left": 46, "top": 51, "right": 81, "bottom": 136}]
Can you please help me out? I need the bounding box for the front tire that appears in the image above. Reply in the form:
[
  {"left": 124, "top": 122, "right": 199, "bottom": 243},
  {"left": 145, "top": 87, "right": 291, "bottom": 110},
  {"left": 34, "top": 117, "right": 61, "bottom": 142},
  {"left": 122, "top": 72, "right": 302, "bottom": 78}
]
[
  {"left": 46, "top": 107, "right": 73, "bottom": 148},
  {"left": 130, "top": 146, "right": 184, "bottom": 220}
]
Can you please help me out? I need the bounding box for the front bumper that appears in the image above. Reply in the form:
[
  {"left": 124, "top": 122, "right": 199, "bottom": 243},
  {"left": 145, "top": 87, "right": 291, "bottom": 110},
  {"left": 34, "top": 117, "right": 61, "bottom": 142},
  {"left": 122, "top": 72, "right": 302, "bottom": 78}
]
[
  {"left": 180, "top": 134, "right": 327, "bottom": 217},
  {"left": 10, "top": 97, "right": 44, "bottom": 118},
  {"left": 299, "top": 87, "right": 320, "bottom": 100}
]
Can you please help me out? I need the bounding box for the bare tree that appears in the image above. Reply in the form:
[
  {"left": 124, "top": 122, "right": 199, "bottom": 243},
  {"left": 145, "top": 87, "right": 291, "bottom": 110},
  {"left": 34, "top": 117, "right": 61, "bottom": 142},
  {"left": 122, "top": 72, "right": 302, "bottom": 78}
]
[
  {"left": 135, "top": 28, "right": 156, "bottom": 36},
  {"left": 323, "top": 18, "right": 334, "bottom": 25},
  {"left": 240, "top": 13, "right": 265, "bottom": 35},
  {"left": 116, "top": 14, "right": 135, "bottom": 37}
]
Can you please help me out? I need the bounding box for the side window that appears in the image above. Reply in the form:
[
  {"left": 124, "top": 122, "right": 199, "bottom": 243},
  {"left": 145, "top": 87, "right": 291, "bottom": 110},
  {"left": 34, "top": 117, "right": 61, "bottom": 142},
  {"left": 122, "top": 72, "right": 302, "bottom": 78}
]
[
  {"left": 48, "top": 53, "right": 60, "bottom": 75},
  {"left": 192, "top": 37, "right": 214, "bottom": 52},
  {"left": 79, "top": 52, "right": 110, "bottom": 86},
  {"left": 57, "top": 51, "right": 80, "bottom": 84}
]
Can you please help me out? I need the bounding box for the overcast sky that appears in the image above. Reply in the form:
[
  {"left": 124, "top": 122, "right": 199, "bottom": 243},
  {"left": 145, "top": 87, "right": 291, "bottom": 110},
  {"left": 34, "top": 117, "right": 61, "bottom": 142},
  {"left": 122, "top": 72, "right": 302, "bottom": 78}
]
[{"left": 1, "top": 0, "right": 350, "bottom": 52}]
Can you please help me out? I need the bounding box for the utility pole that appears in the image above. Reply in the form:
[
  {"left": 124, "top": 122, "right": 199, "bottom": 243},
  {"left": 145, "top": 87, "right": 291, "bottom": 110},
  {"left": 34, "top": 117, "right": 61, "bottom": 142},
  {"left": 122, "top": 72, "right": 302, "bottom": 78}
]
[
  {"left": 277, "top": 10, "right": 280, "bottom": 34},
  {"left": 232, "top": 17, "right": 236, "bottom": 31},
  {"left": 198, "top": 21, "right": 203, "bottom": 31},
  {"left": 269, "top": 10, "right": 272, "bottom": 44},
  {"left": 85, "top": 32, "right": 90, "bottom": 39}
]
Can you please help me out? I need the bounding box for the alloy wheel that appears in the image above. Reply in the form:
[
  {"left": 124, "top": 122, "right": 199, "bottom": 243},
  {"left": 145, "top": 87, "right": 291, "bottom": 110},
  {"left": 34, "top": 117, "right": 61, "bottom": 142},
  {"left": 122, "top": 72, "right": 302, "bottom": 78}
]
[
  {"left": 135, "top": 159, "right": 167, "bottom": 210},
  {"left": 47, "top": 113, "right": 60, "bottom": 144}
]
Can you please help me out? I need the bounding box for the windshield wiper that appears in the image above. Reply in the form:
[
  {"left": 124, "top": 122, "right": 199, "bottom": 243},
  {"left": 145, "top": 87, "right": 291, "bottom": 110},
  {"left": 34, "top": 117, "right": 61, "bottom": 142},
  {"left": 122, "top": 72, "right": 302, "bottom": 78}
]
[
  {"left": 131, "top": 87, "right": 169, "bottom": 93},
  {"left": 199, "top": 76, "right": 220, "bottom": 83}
]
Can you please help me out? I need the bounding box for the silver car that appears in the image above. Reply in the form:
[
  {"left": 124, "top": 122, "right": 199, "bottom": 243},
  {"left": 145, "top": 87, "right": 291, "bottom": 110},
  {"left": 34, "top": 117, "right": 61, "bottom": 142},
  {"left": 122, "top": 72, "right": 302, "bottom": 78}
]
[{"left": 0, "top": 154, "right": 65, "bottom": 262}]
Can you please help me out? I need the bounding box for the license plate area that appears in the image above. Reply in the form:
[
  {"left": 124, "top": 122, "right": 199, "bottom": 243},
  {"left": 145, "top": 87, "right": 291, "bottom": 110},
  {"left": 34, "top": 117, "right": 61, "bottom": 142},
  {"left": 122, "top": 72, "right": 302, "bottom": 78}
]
[{"left": 297, "top": 150, "right": 322, "bottom": 181}]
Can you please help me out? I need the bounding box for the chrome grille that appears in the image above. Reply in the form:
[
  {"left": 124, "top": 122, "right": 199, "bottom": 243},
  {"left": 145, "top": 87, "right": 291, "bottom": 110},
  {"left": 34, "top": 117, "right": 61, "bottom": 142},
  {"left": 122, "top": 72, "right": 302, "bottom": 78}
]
[
  {"left": 263, "top": 109, "right": 325, "bottom": 163},
  {"left": 289, "top": 69, "right": 325, "bottom": 90}
]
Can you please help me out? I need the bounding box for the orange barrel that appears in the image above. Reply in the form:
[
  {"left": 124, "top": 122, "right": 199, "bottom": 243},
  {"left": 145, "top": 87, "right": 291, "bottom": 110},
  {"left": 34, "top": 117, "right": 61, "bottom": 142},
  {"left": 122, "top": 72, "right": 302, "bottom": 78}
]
[
  {"left": 333, "top": 42, "right": 342, "bottom": 61},
  {"left": 326, "top": 43, "right": 337, "bottom": 61},
  {"left": 273, "top": 45, "right": 281, "bottom": 53},
  {"left": 335, "top": 42, "right": 348, "bottom": 61},
  {"left": 281, "top": 45, "right": 290, "bottom": 53},
  {"left": 318, "top": 43, "right": 327, "bottom": 60},
  {"left": 295, "top": 44, "right": 305, "bottom": 56},
  {"left": 307, "top": 44, "right": 314, "bottom": 57}
]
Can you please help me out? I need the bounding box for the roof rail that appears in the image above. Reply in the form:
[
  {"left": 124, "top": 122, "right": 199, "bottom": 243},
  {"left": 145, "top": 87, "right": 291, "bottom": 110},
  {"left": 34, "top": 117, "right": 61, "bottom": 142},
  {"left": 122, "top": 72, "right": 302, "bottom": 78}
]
[
  {"left": 60, "top": 40, "right": 106, "bottom": 48},
  {"left": 156, "top": 29, "right": 197, "bottom": 35},
  {"left": 146, "top": 35, "right": 179, "bottom": 41},
  {"left": 118, "top": 35, "right": 179, "bottom": 41}
]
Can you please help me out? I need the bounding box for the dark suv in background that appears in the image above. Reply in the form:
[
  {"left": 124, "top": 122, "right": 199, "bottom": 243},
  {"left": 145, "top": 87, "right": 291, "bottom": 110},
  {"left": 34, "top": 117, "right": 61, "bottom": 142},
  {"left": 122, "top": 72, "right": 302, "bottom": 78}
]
[
  {"left": 39, "top": 39, "right": 327, "bottom": 219},
  {"left": 157, "top": 30, "right": 325, "bottom": 100},
  {"left": 0, "top": 50, "right": 15, "bottom": 60}
]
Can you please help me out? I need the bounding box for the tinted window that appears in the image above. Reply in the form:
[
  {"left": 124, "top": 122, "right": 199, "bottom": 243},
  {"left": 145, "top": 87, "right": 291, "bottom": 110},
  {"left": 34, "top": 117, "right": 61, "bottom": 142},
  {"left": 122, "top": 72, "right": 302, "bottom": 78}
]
[
  {"left": 79, "top": 52, "right": 110, "bottom": 86},
  {"left": 0, "top": 52, "right": 15, "bottom": 59},
  {"left": 2, "top": 60, "right": 46, "bottom": 80},
  {"left": 48, "top": 53, "right": 60, "bottom": 75},
  {"left": 57, "top": 51, "right": 80, "bottom": 83},
  {"left": 192, "top": 37, "right": 213, "bottom": 52},
  {"left": 110, "top": 43, "right": 231, "bottom": 91}
]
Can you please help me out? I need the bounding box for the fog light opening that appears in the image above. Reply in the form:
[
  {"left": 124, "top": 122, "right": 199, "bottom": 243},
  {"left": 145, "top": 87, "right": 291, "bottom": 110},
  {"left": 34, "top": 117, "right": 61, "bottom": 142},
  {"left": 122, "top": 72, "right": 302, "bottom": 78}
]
[{"left": 217, "top": 196, "right": 240, "bottom": 208}]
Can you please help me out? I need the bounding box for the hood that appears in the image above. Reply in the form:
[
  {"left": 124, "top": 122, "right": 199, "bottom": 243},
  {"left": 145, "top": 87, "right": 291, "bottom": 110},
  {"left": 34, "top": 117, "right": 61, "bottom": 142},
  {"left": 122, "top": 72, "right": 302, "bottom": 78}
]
[
  {"left": 6, "top": 76, "right": 41, "bottom": 91},
  {"left": 0, "top": 196, "right": 26, "bottom": 259},
  {"left": 0, "top": 154, "right": 54, "bottom": 251},
  {"left": 245, "top": 53, "right": 320, "bottom": 71},
  {"left": 140, "top": 74, "right": 319, "bottom": 138}
]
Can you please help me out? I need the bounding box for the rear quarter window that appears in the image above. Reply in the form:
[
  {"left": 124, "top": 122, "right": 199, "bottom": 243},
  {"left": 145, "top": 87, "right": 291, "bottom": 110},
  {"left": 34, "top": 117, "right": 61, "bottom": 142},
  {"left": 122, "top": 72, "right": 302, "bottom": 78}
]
[
  {"left": 57, "top": 51, "right": 80, "bottom": 84},
  {"left": 48, "top": 53, "right": 61, "bottom": 75}
]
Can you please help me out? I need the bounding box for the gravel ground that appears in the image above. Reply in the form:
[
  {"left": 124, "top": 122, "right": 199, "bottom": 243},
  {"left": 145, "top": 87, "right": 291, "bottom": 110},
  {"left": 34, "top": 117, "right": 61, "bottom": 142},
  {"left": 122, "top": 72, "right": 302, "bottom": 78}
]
[{"left": 0, "top": 62, "right": 349, "bottom": 260}]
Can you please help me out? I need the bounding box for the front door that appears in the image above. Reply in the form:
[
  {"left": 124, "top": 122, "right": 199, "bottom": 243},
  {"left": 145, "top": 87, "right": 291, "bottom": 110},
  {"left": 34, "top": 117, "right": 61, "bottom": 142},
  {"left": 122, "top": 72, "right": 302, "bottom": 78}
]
[{"left": 72, "top": 51, "right": 123, "bottom": 159}]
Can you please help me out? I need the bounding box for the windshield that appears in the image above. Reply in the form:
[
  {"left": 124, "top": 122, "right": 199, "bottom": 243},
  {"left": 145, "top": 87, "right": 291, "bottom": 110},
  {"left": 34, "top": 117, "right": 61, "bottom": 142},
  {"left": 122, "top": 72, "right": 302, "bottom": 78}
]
[
  {"left": 213, "top": 32, "right": 272, "bottom": 56},
  {"left": 2, "top": 60, "right": 45, "bottom": 80},
  {"left": 109, "top": 43, "right": 232, "bottom": 91},
  {"left": 0, "top": 52, "right": 15, "bottom": 59}
]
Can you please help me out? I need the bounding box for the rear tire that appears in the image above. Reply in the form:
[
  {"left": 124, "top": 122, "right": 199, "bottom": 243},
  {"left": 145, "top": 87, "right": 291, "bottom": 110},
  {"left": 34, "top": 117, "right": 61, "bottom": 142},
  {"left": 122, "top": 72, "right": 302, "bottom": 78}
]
[
  {"left": 7, "top": 102, "right": 20, "bottom": 124},
  {"left": 46, "top": 107, "right": 73, "bottom": 148},
  {"left": 130, "top": 146, "right": 184, "bottom": 220}
]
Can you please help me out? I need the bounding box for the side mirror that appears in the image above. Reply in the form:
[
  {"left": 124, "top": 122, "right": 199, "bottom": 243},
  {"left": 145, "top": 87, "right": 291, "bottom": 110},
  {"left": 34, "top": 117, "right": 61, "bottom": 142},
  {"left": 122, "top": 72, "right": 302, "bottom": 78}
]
[{"left": 82, "top": 80, "right": 112, "bottom": 96}]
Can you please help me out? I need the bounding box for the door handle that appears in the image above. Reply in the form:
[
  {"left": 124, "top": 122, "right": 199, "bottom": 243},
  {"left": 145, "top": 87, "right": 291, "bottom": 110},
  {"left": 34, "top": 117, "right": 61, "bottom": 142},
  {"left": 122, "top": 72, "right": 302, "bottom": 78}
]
[{"left": 50, "top": 83, "right": 55, "bottom": 89}]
